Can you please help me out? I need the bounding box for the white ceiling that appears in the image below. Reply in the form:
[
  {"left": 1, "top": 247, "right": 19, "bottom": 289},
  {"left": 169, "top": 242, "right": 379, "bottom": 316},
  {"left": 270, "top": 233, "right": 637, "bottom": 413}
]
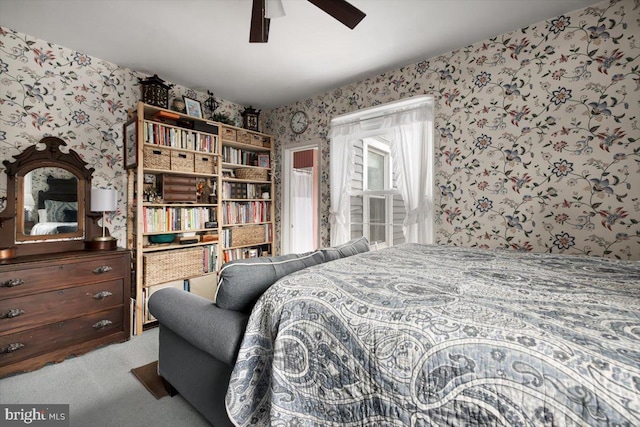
[{"left": 1, "top": 0, "right": 601, "bottom": 110}]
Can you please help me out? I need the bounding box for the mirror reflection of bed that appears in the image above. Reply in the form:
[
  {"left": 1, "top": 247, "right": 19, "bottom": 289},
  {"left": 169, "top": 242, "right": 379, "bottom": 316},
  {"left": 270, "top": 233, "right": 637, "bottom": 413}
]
[{"left": 24, "top": 168, "right": 79, "bottom": 236}]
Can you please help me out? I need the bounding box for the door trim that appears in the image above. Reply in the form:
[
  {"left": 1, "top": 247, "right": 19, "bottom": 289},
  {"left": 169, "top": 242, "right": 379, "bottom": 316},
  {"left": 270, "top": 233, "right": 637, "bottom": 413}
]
[{"left": 281, "top": 140, "right": 322, "bottom": 255}]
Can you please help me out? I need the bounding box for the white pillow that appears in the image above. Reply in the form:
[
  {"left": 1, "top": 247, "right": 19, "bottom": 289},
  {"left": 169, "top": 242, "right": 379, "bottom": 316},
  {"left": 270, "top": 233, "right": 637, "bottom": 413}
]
[{"left": 38, "top": 208, "right": 47, "bottom": 223}]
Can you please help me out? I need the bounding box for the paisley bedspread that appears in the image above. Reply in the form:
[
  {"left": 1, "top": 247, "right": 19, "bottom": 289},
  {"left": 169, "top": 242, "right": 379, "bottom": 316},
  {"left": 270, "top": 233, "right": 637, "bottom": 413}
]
[{"left": 226, "top": 244, "right": 640, "bottom": 426}]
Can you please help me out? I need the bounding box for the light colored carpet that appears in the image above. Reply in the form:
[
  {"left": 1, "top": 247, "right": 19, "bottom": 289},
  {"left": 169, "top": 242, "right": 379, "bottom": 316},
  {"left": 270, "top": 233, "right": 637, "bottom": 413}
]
[{"left": 0, "top": 328, "right": 212, "bottom": 427}]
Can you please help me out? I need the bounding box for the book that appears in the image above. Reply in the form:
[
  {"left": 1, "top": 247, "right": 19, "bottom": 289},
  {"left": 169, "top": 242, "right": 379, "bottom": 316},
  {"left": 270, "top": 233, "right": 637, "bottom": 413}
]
[
  {"left": 202, "top": 234, "right": 218, "bottom": 243},
  {"left": 179, "top": 238, "right": 199, "bottom": 245},
  {"left": 153, "top": 110, "right": 180, "bottom": 122}
]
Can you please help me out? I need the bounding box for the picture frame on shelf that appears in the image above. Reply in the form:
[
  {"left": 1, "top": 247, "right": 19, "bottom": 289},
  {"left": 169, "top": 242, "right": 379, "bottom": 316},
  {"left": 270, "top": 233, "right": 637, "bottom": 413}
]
[
  {"left": 183, "top": 96, "right": 203, "bottom": 118},
  {"left": 258, "top": 154, "right": 270, "bottom": 168},
  {"left": 124, "top": 117, "right": 138, "bottom": 169}
]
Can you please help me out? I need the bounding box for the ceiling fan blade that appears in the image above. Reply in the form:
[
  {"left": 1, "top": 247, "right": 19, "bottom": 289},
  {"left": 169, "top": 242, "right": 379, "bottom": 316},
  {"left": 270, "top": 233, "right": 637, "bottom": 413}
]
[
  {"left": 307, "top": 0, "right": 366, "bottom": 29},
  {"left": 250, "top": 0, "right": 270, "bottom": 43}
]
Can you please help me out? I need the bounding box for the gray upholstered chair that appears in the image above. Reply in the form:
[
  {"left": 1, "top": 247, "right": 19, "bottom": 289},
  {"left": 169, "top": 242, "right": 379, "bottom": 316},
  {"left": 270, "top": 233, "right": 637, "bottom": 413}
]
[{"left": 148, "top": 237, "right": 369, "bottom": 426}]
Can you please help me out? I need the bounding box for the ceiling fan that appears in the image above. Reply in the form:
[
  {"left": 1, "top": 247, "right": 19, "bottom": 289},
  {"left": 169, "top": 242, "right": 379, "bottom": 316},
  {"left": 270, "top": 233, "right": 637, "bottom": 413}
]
[{"left": 250, "top": 0, "right": 366, "bottom": 43}]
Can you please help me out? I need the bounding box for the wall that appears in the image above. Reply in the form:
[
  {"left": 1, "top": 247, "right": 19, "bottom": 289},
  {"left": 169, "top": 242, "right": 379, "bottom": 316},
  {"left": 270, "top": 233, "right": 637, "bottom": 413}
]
[
  {"left": 0, "top": 26, "right": 246, "bottom": 246},
  {"left": 265, "top": 0, "right": 639, "bottom": 259}
]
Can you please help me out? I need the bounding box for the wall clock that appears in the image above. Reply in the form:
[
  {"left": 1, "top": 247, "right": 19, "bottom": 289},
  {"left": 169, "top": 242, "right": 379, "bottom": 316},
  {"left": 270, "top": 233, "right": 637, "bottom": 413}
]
[{"left": 290, "top": 111, "right": 309, "bottom": 134}]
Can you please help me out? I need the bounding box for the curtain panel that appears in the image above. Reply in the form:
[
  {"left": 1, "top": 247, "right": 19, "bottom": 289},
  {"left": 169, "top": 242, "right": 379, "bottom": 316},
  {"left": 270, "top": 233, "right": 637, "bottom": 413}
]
[
  {"left": 291, "top": 169, "right": 315, "bottom": 253},
  {"left": 329, "top": 97, "right": 434, "bottom": 246}
]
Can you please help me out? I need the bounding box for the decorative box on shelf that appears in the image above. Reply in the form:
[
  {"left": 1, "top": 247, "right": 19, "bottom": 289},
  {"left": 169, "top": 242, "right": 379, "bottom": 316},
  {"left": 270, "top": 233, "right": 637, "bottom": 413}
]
[
  {"left": 193, "top": 121, "right": 219, "bottom": 135},
  {"left": 162, "top": 175, "right": 197, "bottom": 203},
  {"left": 139, "top": 74, "right": 173, "bottom": 109}
]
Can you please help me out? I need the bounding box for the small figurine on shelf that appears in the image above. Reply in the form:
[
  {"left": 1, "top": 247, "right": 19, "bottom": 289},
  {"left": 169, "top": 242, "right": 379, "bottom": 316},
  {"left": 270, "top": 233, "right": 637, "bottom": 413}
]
[
  {"left": 204, "top": 90, "right": 220, "bottom": 120},
  {"left": 196, "top": 179, "right": 212, "bottom": 203},
  {"left": 172, "top": 98, "right": 186, "bottom": 113},
  {"left": 144, "top": 186, "right": 161, "bottom": 203}
]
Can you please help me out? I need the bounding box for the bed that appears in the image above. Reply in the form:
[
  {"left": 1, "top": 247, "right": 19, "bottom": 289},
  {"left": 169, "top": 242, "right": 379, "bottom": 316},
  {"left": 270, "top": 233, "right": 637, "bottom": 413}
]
[
  {"left": 225, "top": 243, "right": 640, "bottom": 426},
  {"left": 31, "top": 176, "right": 78, "bottom": 235}
]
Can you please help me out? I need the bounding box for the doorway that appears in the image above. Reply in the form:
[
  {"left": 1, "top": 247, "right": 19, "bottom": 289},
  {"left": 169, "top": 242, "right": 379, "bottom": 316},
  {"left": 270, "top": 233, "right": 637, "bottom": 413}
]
[{"left": 282, "top": 142, "right": 320, "bottom": 254}]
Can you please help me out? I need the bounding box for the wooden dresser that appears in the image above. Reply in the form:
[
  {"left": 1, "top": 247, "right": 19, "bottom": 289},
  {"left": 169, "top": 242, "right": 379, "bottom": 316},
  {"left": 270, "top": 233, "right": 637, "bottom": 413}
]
[{"left": 0, "top": 249, "right": 131, "bottom": 378}]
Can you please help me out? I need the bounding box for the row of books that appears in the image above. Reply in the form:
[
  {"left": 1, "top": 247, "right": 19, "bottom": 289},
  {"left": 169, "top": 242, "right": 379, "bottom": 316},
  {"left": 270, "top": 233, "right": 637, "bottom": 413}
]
[
  {"left": 222, "top": 201, "right": 270, "bottom": 225},
  {"left": 222, "top": 182, "right": 265, "bottom": 199},
  {"left": 222, "top": 146, "right": 269, "bottom": 167},
  {"left": 143, "top": 206, "right": 215, "bottom": 232},
  {"left": 222, "top": 247, "right": 270, "bottom": 263},
  {"left": 201, "top": 243, "right": 219, "bottom": 273},
  {"left": 144, "top": 121, "right": 217, "bottom": 153}
]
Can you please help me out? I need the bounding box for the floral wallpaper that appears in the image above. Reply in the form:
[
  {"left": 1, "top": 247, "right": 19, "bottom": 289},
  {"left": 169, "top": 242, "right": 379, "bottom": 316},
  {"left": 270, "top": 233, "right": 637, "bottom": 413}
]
[
  {"left": 1, "top": 0, "right": 638, "bottom": 260},
  {"left": 0, "top": 26, "right": 246, "bottom": 247},
  {"left": 265, "top": 0, "right": 640, "bottom": 260}
]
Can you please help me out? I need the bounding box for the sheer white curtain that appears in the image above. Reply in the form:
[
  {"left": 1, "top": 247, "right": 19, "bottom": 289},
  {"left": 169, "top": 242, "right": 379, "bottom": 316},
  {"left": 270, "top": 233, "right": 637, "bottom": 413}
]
[
  {"left": 329, "top": 96, "right": 434, "bottom": 246},
  {"left": 328, "top": 121, "right": 360, "bottom": 245},
  {"left": 291, "top": 169, "right": 314, "bottom": 253},
  {"left": 390, "top": 107, "right": 434, "bottom": 244}
]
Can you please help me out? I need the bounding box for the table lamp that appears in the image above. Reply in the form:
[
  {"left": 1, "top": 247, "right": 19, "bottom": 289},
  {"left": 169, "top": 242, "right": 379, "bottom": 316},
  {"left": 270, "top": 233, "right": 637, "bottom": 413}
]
[{"left": 90, "top": 188, "right": 117, "bottom": 250}]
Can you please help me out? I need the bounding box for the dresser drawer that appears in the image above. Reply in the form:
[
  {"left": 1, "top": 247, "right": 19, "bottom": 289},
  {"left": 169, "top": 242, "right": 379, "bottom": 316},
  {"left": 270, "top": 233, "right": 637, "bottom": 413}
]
[
  {"left": 0, "top": 255, "right": 127, "bottom": 300},
  {"left": 0, "top": 307, "right": 124, "bottom": 367},
  {"left": 0, "top": 279, "right": 124, "bottom": 334}
]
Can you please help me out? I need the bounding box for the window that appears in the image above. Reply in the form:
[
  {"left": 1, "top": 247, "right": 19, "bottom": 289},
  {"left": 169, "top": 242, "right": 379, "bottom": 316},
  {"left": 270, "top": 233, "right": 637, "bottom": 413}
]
[
  {"left": 329, "top": 96, "right": 434, "bottom": 247},
  {"left": 351, "top": 138, "right": 403, "bottom": 249}
]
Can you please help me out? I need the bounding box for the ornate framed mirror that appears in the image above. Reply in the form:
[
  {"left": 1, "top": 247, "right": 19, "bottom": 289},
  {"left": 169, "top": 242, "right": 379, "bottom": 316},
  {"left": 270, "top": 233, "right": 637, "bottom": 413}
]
[{"left": 0, "top": 136, "right": 102, "bottom": 258}]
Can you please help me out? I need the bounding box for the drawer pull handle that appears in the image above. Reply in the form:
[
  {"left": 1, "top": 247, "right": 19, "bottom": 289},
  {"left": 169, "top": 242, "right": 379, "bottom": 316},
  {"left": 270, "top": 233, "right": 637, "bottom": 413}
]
[
  {"left": 93, "top": 320, "right": 113, "bottom": 330},
  {"left": 93, "top": 291, "right": 113, "bottom": 300},
  {"left": 0, "top": 343, "right": 24, "bottom": 354},
  {"left": 1, "top": 278, "right": 24, "bottom": 288},
  {"left": 0, "top": 309, "right": 25, "bottom": 319},
  {"left": 93, "top": 266, "right": 113, "bottom": 274}
]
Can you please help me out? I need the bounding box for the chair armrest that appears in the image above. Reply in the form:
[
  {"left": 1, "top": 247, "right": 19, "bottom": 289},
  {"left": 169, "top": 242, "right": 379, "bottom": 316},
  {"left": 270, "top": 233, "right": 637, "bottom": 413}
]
[{"left": 148, "top": 287, "right": 249, "bottom": 366}]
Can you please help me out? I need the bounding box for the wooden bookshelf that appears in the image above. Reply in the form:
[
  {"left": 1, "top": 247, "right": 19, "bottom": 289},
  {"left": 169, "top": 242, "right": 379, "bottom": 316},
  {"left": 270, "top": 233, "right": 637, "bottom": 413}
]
[{"left": 126, "top": 102, "right": 274, "bottom": 334}]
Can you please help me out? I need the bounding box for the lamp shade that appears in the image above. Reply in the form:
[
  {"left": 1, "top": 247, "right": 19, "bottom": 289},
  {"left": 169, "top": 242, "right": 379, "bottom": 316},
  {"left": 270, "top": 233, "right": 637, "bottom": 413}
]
[{"left": 91, "top": 188, "right": 117, "bottom": 212}]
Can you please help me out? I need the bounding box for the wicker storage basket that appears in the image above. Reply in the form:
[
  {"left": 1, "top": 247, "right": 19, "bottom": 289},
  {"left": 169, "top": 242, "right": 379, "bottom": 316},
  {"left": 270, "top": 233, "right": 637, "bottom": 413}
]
[
  {"left": 143, "top": 247, "right": 203, "bottom": 286},
  {"left": 235, "top": 167, "right": 268, "bottom": 181},
  {"left": 194, "top": 154, "right": 216, "bottom": 174},
  {"left": 170, "top": 150, "right": 194, "bottom": 172},
  {"left": 231, "top": 224, "right": 265, "bottom": 247},
  {"left": 237, "top": 131, "right": 251, "bottom": 145},
  {"left": 143, "top": 145, "right": 170, "bottom": 170},
  {"left": 249, "top": 134, "right": 263, "bottom": 147},
  {"left": 221, "top": 127, "right": 237, "bottom": 141}
]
